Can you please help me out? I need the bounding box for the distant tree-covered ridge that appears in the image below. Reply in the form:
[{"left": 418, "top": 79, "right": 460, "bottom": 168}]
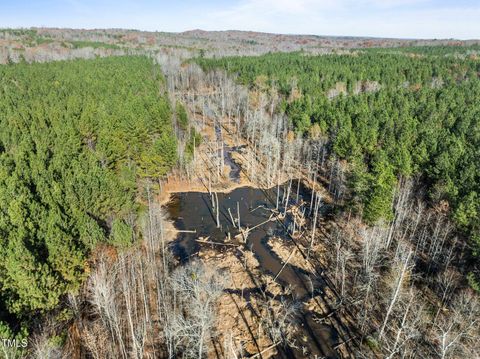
[
  {"left": 197, "top": 49, "right": 480, "bottom": 272},
  {"left": 0, "top": 56, "right": 176, "bottom": 329}
]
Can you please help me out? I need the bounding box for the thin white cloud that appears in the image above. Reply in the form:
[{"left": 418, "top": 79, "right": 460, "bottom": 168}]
[
  {"left": 244, "top": 0, "right": 339, "bottom": 13},
  {"left": 0, "top": 0, "right": 478, "bottom": 39},
  {"left": 214, "top": 0, "right": 429, "bottom": 17},
  {"left": 196, "top": 0, "right": 480, "bottom": 38},
  {"left": 359, "top": 0, "right": 430, "bottom": 7}
]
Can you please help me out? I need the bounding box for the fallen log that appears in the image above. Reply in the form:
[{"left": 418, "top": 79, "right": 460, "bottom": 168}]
[
  {"left": 164, "top": 229, "right": 197, "bottom": 233},
  {"left": 273, "top": 248, "right": 297, "bottom": 282},
  {"left": 249, "top": 342, "right": 280, "bottom": 358},
  {"left": 196, "top": 239, "right": 238, "bottom": 247}
]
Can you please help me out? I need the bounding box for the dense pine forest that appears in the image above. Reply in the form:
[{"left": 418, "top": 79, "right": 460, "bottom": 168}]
[
  {"left": 0, "top": 26, "right": 479, "bottom": 358},
  {"left": 197, "top": 50, "right": 480, "bottom": 286},
  {"left": 0, "top": 56, "right": 176, "bottom": 340}
]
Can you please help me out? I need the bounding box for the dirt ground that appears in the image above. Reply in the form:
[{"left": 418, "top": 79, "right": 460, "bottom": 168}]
[
  {"left": 267, "top": 236, "right": 309, "bottom": 270},
  {"left": 199, "top": 246, "right": 280, "bottom": 357}
]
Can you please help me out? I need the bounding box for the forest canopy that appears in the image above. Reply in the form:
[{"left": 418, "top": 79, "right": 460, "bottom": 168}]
[{"left": 0, "top": 56, "right": 176, "bottom": 331}]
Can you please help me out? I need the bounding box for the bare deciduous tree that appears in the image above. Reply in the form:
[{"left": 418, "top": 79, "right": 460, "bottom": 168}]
[
  {"left": 168, "top": 261, "right": 227, "bottom": 358},
  {"left": 433, "top": 291, "right": 479, "bottom": 359}
]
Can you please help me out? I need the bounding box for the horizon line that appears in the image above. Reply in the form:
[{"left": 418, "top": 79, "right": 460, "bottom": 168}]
[{"left": 2, "top": 26, "right": 479, "bottom": 42}]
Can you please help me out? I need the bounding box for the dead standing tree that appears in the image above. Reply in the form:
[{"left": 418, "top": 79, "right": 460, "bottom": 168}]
[
  {"left": 379, "top": 244, "right": 413, "bottom": 341},
  {"left": 168, "top": 261, "right": 227, "bottom": 358},
  {"left": 432, "top": 290, "right": 479, "bottom": 359}
]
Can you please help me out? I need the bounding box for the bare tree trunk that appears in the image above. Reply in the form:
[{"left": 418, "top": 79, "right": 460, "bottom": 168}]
[
  {"left": 215, "top": 192, "right": 220, "bottom": 228},
  {"left": 308, "top": 192, "right": 321, "bottom": 259},
  {"left": 379, "top": 248, "right": 412, "bottom": 341},
  {"left": 237, "top": 201, "right": 241, "bottom": 229}
]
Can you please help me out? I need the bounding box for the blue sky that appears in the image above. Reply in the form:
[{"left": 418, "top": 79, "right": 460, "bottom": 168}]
[{"left": 1, "top": 0, "right": 479, "bottom": 39}]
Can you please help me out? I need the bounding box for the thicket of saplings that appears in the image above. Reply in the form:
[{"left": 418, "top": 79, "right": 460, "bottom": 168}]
[
  {"left": 0, "top": 56, "right": 207, "bottom": 355},
  {"left": 196, "top": 49, "right": 480, "bottom": 287}
]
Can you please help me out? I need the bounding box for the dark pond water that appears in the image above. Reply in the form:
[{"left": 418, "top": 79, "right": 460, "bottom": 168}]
[
  {"left": 223, "top": 145, "right": 244, "bottom": 182},
  {"left": 165, "top": 181, "right": 340, "bottom": 358},
  {"left": 214, "top": 121, "right": 244, "bottom": 183}
]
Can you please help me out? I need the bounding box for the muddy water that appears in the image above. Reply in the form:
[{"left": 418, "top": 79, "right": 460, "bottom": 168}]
[
  {"left": 223, "top": 145, "right": 244, "bottom": 182},
  {"left": 214, "top": 121, "right": 244, "bottom": 182},
  {"left": 165, "top": 182, "right": 340, "bottom": 358}
]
